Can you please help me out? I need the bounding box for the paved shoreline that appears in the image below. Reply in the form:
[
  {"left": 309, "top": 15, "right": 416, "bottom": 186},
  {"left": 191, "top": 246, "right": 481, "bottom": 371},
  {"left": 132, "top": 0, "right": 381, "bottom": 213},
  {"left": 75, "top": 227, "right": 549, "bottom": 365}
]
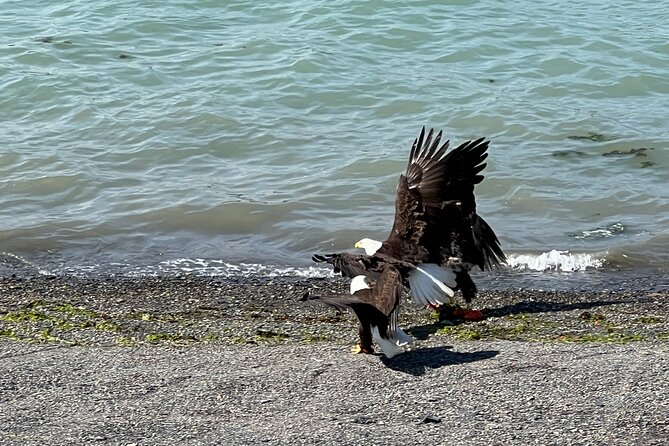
[{"left": 1, "top": 276, "right": 668, "bottom": 445}]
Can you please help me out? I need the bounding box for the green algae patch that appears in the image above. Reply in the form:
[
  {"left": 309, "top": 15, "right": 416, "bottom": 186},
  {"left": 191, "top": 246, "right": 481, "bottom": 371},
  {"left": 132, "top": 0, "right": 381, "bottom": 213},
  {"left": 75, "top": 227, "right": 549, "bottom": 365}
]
[
  {"left": 303, "top": 333, "right": 334, "bottom": 343},
  {"left": 432, "top": 311, "right": 651, "bottom": 344},
  {"left": 635, "top": 316, "right": 663, "bottom": 325},
  {"left": 254, "top": 329, "right": 289, "bottom": 343},
  {"left": 436, "top": 313, "right": 563, "bottom": 342},
  {"left": 142, "top": 332, "right": 220, "bottom": 345},
  {"left": 0, "top": 300, "right": 218, "bottom": 346},
  {"left": 0, "top": 300, "right": 122, "bottom": 344},
  {"left": 145, "top": 333, "right": 199, "bottom": 344},
  {"left": 437, "top": 325, "right": 483, "bottom": 341},
  {"left": 656, "top": 332, "right": 669, "bottom": 341},
  {"left": 557, "top": 332, "right": 645, "bottom": 344}
]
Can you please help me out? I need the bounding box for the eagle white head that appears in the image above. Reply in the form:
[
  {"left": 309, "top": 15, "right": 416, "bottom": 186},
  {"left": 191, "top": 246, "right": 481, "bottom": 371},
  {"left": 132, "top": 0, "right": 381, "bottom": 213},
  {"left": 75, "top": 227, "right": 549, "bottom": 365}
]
[
  {"left": 350, "top": 275, "right": 371, "bottom": 294},
  {"left": 354, "top": 238, "right": 383, "bottom": 256}
]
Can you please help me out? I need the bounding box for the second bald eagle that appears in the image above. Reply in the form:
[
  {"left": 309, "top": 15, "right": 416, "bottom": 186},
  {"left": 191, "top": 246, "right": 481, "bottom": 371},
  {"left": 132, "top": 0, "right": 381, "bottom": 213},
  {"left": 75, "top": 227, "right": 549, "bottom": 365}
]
[{"left": 315, "top": 127, "right": 505, "bottom": 313}]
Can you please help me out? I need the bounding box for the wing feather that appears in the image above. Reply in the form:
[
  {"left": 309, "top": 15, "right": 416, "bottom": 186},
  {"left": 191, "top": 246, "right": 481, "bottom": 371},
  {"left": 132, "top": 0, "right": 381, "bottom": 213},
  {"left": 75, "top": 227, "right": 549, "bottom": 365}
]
[
  {"left": 368, "top": 265, "right": 401, "bottom": 317},
  {"left": 312, "top": 253, "right": 415, "bottom": 283},
  {"left": 379, "top": 128, "right": 505, "bottom": 269}
]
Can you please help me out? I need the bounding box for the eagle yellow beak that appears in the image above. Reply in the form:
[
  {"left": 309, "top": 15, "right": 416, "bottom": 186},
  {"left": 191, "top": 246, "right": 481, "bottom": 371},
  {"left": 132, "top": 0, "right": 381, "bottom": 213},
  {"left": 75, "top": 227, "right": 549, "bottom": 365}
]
[{"left": 354, "top": 241, "right": 362, "bottom": 248}]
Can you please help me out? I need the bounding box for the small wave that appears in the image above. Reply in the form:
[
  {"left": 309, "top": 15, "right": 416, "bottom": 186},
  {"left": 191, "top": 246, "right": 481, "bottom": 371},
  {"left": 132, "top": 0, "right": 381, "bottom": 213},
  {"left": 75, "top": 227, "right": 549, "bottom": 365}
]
[
  {"left": 0, "top": 252, "right": 52, "bottom": 276},
  {"left": 38, "top": 254, "right": 606, "bottom": 278},
  {"left": 506, "top": 250, "right": 605, "bottom": 272},
  {"left": 25, "top": 258, "right": 336, "bottom": 279}
]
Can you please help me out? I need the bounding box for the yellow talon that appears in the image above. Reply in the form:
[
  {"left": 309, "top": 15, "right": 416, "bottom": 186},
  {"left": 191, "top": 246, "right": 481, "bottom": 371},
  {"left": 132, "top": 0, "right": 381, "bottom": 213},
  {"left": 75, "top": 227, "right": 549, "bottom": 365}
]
[{"left": 350, "top": 344, "right": 374, "bottom": 355}]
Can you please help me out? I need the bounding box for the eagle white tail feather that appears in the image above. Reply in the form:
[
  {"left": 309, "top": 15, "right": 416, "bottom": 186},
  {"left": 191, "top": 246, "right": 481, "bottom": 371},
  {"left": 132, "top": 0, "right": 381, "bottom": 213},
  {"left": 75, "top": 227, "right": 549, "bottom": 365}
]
[
  {"left": 372, "top": 326, "right": 404, "bottom": 358},
  {"left": 408, "top": 264, "right": 455, "bottom": 306},
  {"left": 418, "top": 263, "right": 457, "bottom": 288},
  {"left": 392, "top": 327, "right": 414, "bottom": 346}
]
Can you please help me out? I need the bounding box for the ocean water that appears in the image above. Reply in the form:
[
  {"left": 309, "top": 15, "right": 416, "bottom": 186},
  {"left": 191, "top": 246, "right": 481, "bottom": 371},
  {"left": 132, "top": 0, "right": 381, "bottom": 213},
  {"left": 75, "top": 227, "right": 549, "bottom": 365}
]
[{"left": 1, "top": 0, "right": 668, "bottom": 288}]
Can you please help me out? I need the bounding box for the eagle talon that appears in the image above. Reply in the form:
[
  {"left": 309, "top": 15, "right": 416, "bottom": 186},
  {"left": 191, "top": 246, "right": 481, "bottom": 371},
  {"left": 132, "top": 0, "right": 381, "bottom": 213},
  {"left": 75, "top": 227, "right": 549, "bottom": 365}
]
[{"left": 351, "top": 344, "right": 374, "bottom": 355}]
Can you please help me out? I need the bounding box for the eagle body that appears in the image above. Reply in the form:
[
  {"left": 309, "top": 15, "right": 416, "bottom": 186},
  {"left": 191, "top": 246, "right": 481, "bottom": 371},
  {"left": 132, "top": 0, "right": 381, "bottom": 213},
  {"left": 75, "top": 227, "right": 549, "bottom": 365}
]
[
  {"left": 317, "top": 127, "right": 505, "bottom": 307},
  {"left": 301, "top": 265, "right": 412, "bottom": 358}
]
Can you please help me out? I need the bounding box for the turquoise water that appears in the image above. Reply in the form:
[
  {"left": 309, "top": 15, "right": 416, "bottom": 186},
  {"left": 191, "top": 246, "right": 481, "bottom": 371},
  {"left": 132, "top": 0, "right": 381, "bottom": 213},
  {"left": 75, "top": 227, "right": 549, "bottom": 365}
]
[{"left": 1, "top": 1, "right": 668, "bottom": 283}]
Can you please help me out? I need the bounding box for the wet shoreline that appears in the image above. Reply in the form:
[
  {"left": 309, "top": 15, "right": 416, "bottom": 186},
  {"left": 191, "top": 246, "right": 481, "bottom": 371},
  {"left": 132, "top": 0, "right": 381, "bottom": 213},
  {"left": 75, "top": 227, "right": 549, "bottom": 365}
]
[{"left": 1, "top": 275, "right": 667, "bottom": 347}]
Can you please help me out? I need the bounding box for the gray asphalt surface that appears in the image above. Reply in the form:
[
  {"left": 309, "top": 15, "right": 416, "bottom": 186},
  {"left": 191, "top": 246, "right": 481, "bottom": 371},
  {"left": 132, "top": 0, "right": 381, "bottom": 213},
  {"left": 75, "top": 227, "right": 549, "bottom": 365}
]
[{"left": 1, "top": 340, "right": 667, "bottom": 446}]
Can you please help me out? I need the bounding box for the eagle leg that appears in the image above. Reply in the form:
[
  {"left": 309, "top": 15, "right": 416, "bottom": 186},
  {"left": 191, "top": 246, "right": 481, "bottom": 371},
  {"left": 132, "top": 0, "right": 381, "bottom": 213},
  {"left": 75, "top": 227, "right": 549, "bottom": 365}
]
[
  {"left": 352, "top": 323, "right": 375, "bottom": 355},
  {"left": 455, "top": 270, "right": 478, "bottom": 303}
]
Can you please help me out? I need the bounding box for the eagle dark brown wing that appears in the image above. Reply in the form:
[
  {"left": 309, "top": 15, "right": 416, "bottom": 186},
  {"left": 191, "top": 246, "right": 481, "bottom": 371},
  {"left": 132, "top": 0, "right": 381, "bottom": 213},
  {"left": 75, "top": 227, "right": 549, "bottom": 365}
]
[
  {"left": 433, "top": 137, "right": 504, "bottom": 270},
  {"left": 473, "top": 215, "right": 507, "bottom": 270},
  {"left": 312, "top": 253, "right": 414, "bottom": 286},
  {"left": 367, "top": 265, "right": 401, "bottom": 318},
  {"left": 377, "top": 127, "right": 504, "bottom": 270},
  {"left": 376, "top": 127, "right": 449, "bottom": 264}
]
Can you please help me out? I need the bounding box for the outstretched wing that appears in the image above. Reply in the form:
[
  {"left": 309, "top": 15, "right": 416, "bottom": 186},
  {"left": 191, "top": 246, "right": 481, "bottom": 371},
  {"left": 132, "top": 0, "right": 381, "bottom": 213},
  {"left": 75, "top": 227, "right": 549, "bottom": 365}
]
[
  {"left": 378, "top": 127, "right": 451, "bottom": 263},
  {"left": 438, "top": 137, "right": 489, "bottom": 213},
  {"left": 312, "top": 252, "right": 414, "bottom": 283},
  {"left": 312, "top": 253, "right": 386, "bottom": 281},
  {"left": 431, "top": 137, "right": 503, "bottom": 269},
  {"left": 379, "top": 127, "right": 504, "bottom": 269},
  {"left": 473, "top": 215, "right": 507, "bottom": 270}
]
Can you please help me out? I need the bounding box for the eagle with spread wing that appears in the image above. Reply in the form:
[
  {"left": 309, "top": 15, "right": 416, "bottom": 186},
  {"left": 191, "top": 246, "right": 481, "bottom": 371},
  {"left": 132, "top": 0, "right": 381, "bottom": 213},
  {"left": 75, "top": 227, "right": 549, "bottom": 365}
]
[{"left": 315, "top": 127, "right": 505, "bottom": 314}]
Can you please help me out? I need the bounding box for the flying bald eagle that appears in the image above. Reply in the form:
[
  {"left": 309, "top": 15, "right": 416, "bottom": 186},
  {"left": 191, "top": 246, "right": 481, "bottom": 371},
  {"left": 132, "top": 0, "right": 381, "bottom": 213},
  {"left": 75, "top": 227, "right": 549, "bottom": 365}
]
[
  {"left": 301, "top": 265, "right": 412, "bottom": 358},
  {"left": 314, "top": 127, "right": 505, "bottom": 316}
]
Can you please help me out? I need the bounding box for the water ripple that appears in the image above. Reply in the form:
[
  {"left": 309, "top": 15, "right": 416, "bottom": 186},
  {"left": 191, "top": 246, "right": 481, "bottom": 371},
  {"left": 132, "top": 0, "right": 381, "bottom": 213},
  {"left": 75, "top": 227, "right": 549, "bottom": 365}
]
[{"left": 0, "top": 0, "right": 668, "bottom": 276}]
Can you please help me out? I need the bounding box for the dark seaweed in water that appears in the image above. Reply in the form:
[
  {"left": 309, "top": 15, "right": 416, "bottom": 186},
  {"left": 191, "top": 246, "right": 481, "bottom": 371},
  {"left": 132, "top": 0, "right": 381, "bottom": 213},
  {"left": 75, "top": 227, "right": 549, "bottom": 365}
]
[
  {"left": 552, "top": 150, "right": 588, "bottom": 158},
  {"left": 554, "top": 147, "right": 657, "bottom": 168},
  {"left": 567, "top": 132, "right": 610, "bottom": 142},
  {"left": 602, "top": 147, "right": 657, "bottom": 168},
  {"left": 602, "top": 147, "right": 653, "bottom": 157},
  {"left": 34, "top": 36, "right": 72, "bottom": 45}
]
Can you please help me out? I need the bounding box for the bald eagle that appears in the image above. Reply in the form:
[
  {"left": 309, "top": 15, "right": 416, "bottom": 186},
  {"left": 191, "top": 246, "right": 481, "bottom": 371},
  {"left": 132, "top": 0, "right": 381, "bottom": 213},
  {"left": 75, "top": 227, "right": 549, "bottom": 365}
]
[
  {"left": 301, "top": 265, "right": 412, "bottom": 358},
  {"left": 314, "top": 127, "right": 505, "bottom": 315}
]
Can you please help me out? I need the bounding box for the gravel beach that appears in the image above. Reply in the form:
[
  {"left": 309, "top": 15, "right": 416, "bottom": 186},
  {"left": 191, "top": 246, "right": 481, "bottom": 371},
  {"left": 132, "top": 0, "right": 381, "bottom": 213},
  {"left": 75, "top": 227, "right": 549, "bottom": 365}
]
[{"left": 1, "top": 275, "right": 668, "bottom": 445}]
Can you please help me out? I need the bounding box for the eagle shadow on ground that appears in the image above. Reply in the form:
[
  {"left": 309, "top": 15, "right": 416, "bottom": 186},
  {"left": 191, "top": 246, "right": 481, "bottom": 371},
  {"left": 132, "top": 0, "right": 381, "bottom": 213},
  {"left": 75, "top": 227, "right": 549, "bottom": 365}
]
[
  {"left": 408, "top": 297, "right": 640, "bottom": 340},
  {"left": 484, "top": 297, "right": 644, "bottom": 318},
  {"left": 380, "top": 346, "right": 499, "bottom": 376}
]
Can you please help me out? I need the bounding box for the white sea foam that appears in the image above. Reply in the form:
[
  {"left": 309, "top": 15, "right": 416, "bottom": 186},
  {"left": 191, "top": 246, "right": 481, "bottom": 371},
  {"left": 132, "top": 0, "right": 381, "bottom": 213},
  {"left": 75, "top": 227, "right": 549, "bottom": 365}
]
[
  {"left": 21, "top": 253, "right": 609, "bottom": 278},
  {"left": 506, "top": 250, "right": 605, "bottom": 272},
  {"left": 157, "top": 259, "right": 335, "bottom": 278},
  {"left": 19, "top": 258, "right": 336, "bottom": 278}
]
